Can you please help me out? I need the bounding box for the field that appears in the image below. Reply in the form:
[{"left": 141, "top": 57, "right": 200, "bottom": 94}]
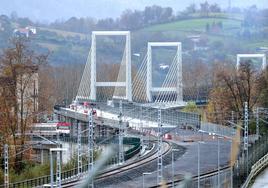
[
  {"left": 38, "top": 27, "right": 88, "bottom": 39},
  {"left": 28, "top": 14, "right": 268, "bottom": 65},
  {"left": 142, "top": 18, "right": 242, "bottom": 33},
  {"left": 140, "top": 16, "right": 268, "bottom": 51}
]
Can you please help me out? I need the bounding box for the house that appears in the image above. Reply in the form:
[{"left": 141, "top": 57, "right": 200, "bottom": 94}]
[
  {"left": 26, "top": 26, "right": 37, "bottom": 34},
  {"left": 13, "top": 26, "right": 37, "bottom": 38}
]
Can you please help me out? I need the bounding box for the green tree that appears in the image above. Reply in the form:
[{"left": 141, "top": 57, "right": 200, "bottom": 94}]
[{"left": 182, "top": 101, "right": 200, "bottom": 113}]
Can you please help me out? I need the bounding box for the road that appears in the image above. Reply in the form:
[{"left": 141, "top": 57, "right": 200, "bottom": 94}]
[
  {"left": 97, "top": 133, "right": 231, "bottom": 187},
  {"left": 252, "top": 167, "right": 268, "bottom": 188}
]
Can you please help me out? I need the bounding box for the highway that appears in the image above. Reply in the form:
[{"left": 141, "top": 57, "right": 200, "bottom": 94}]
[
  {"left": 62, "top": 131, "right": 232, "bottom": 188},
  {"left": 102, "top": 136, "right": 231, "bottom": 187}
]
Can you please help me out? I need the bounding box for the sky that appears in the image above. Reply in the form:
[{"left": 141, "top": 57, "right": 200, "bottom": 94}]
[{"left": 0, "top": 0, "right": 267, "bottom": 23}]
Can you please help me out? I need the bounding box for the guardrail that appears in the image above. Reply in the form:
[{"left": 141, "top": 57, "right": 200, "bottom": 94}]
[
  {"left": 54, "top": 102, "right": 201, "bottom": 129},
  {"left": 2, "top": 137, "right": 141, "bottom": 188},
  {"left": 242, "top": 152, "right": 268, "bottom": 188},
  {"left": 233, "top": 133, "right": 268, "bottom": 187}
]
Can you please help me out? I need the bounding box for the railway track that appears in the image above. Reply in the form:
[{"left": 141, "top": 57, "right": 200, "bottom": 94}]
[
  {"left": 149, "top": 166, "right": 231, "bottom": 188},
  {"left": 61, "top": 141, "right": 172, "bottom": 187}
]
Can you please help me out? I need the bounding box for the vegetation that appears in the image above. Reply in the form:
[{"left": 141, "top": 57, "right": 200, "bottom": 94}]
[
  {"left": 206, "top": 61, "right": 268, "bottom": 125},
  {"left": 0, "top": 2, "right": 267, "bottom": 106},
  {"left": 0, "top": 38, "right": 56, "bottom": 175},
  {"left": 182, "top": 101, "right": 200, "bottom": 114}
]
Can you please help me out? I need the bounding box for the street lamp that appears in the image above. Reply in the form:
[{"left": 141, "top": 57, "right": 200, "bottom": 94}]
[
  {"left": 199, "top": 130, "right": 235, "bottom": 188},
  {"left": 143, "top": 172, "right": 152, "bottom": 188},
  {"left": 197, "top": 141, "right": 205, "bottom": 188},
  {"left": 217, "top": 137, "right": 222, "bottom": 188},
  {"left": 172, "top": 148, "right": 180, "bottom": 188}
]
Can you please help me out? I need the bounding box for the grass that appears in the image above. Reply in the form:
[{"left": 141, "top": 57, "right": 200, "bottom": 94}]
[
  {"left": 243, "top": 40, "right": 268, "bottom": 49},
  {"left": 38, "top": 42, "right": 60, "bottom": 51},
  {"left": 142, "top": 18, "right": 242, "bottom": 32},
  {"left": 38, "top": 27, "right": 89, "bottom": 39}
]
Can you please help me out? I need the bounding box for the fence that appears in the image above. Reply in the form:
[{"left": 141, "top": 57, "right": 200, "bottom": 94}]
[
  {"left": 242, "top": 152, "right": 268, "bottom": 188},
  {"left": 3, "top": 137, "right": 141, "bottom": 188},
  {"left": 233, "top": 133, "right": 268, "bottom": 187}
]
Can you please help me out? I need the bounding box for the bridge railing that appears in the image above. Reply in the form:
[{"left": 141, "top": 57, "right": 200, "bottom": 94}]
[
  {"left": 242, "top": 152, "right": 268, "bottom": 188},
  {"left": 233, "top": 133, "right": 268, "bottom": 187},
  {"left": 55, "top": 102, "right": 201, "bottom": 129}
]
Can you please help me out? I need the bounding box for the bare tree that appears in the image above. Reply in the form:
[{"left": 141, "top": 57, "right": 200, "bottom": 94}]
[
  {"left": 207, "top": 61, "right": 264, "bottom": 124},
  {"left": 0, "top": 38, "right": 47, "bottom": 172}
]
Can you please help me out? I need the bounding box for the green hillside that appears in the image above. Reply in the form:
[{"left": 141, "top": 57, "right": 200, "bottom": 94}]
[
  {"left": 143, "top": 18, "right": 242, "bottom": 32},
  {"left": 140, "top": 16, "right": 268, "bottom": 52}
]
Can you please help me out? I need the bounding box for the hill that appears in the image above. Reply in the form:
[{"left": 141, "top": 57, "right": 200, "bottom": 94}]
[{"left": 0, "top": 13, "right": 268, "bottom": 67}]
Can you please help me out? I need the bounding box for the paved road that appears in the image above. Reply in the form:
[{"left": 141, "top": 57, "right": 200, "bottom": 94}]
[
  {"left": 99, "top": 133, "right": 231, "bottom": 187},
  {"left": 252, "top": 167, "right": 268, "bottom": 188}
]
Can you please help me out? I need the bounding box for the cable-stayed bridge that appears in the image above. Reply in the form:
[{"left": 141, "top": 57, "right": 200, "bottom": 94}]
[
  {"left": 3, "top": 30, "right": 268, "bottom": 188},
  {"left": 76, "top": 31, "right": 209, "bottom": 107}
]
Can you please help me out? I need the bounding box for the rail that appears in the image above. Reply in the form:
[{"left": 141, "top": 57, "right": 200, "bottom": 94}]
[
  {"left": 3, "top": 137, "right": 141, "bottom": 188},
  {"left": 242, "top": 152, "right": 268, "bottom": 188}
]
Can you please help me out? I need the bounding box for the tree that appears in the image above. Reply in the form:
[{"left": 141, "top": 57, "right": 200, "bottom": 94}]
[
  {"left": 0, "top": 38, "right": 48, "bottom": 172},
  {"left": 182, "top": 101, "right": 200, "bottom": 113},
  {"left": 119, "top": 9, "right": 144, "bottom": 30},
  {"left": 258, "top": 67, "right": 268, "bottom": 106},
  {"left": 200, "top": 1, "right": 210, "bottom": 17},
  {"left": 207, "top": 61, "right": 264, "bottom": 124},
  {"left": 209, "top": 3, "right": 221, "bottom": 13},
  {"left": 185, "top": 4, "right": 197, "bottom": 14}
]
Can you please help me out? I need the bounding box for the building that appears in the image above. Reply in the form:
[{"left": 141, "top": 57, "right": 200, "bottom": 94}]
[
  {"left": 16, "top": 65, "right": 39, "bottom": 117},
  {"left": 13, "top": 26, "right": 37, "bottom": 38},
  {"left": 0, "top": 65, "right": 38, "bottom": 120}
]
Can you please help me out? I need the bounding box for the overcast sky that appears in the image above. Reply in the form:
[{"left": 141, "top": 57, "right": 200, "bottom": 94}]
[{"left": 0, "top": 0, "right": 267, "bottom": 23}]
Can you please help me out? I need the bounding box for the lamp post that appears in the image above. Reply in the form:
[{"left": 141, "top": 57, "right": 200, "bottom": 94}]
[
  {"left": 143, "top": 172, "right": 152, "bottom": 188},
  {"left": 197, "top": 141, "right": 205, "bottom": 188},
  {"left": 230, "top": 139, "right": 233, "bottom": 188},
  {"left": 172, "top": 148, "right": 180, "bottom": 188},
  {"left": 218, "top": 137, "right": 220, "bottom": 188},
  {"left": 199, "top": 129, "right": 235, "bottom": 188}
]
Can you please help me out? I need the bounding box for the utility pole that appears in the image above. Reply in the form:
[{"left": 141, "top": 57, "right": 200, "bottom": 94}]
[
  {"left": 50, "top": 148, "right": 66, "bottom": 188},
  {"left": 56, "top": 132, "right": 61, "bottom": 188},
  {"left": 256, "top": 107, "right": 259, "bottom": 138},
  {"left": 244, "top": 102, "right": 249, "bottom": 175},
  {"left": 77, "top": 121, "right": 82, "bottom": 176},
  {"left": 217, "top": 137, "right": 220, "bottom": 188},
  {"left": 157, "top": 108, "right": 163, "bottom": 185},
  {"left": 118, "top": 100, "right": 124, "bottom": 164},
  {"left": 56, "top": 150, "right": 62, "bottom": 188},
  {"left": 140, "top": 106, "right": 144, "bottom": 152},
  {"left": 4, "top": 144, "right": 8, "bottom": 188},
  {"left": 88, "top": 110, "right": 94, "bottom": 188},
  {"left": 231, "top": 111, "right": 234, "bottom": 123},
  {"left": 197, "top": 142, "right": 200, "bottom": 188}
]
